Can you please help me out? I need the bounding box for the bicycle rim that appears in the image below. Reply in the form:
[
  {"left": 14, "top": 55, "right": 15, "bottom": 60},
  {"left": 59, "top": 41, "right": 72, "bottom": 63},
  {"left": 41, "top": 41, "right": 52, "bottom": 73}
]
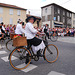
[
  {"left": 44, "top": 44, "right": 59, "bottom": 63},
  {"left": 6, "top": 39, "right": 15, "bottom": 51},
  {"left": 50, "top": 35, "right": 58, "bottom": 42},
  {"left": 9, "top": 47, "right": 31, "bottom": 70}
]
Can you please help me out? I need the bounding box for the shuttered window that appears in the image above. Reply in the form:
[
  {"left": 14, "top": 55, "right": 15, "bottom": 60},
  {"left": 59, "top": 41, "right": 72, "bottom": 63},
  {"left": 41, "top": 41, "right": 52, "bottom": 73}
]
[
  {"left": 17, "top": 10, "right": 21, "bottom": 16},
  {"left": 10, "top": 18, "right": 13, "bottom": 25},
  {"left": 42, "top": 16, "right": 45, "bottom": 22},
  {"left": 9, "top": 9, "right": 13, "bottom": 15},
  {"left": 0, "top": 17, "right": 3, "bottom": 23},
  {"left": 0, "top": 7, "right": 3, "bottom": 14}
]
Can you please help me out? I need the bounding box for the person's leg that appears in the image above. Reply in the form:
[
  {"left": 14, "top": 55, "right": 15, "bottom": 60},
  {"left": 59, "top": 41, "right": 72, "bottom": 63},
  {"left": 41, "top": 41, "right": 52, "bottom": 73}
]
[
  {"left": 45, "top": 32, "right": 49, "bottom": 39},
  {"left": 25, "top": 40, "right": 32, "bottom": 64}
]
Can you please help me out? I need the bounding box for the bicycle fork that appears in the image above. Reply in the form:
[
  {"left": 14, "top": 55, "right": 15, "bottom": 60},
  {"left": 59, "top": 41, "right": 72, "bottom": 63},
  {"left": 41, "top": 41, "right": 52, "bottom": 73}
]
[{"left": 46, "top": 46, "right": 53, "bottom": 54}]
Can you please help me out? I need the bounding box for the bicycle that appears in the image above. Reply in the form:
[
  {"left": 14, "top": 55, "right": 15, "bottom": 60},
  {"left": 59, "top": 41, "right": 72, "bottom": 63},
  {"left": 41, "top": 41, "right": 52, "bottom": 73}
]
[
  {"left": 9, "top": 33, "right": 59, "bottom": 70},
  {"left": 49, "top": 31, "right": 58, "bottom": 42}
]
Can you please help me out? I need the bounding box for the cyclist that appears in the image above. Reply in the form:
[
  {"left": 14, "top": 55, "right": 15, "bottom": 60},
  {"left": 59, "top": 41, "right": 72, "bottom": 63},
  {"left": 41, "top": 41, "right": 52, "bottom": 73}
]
[
  {"left": 43, "top": 24, "right": 49, "bottom": 39},
  {"left": 1, "top": 22, "right": 5, "bottom": 32},
  {"left": 15, "top": 19, "right": 25, "bottom": 51},
  {"left": 15, "top": 19, "right": 25, "bottom": 35},
  {"left": 0, "top": 23, "right": 5, "bottom": 49},
  {"left": 25, "top": 16, "right": 45, "bottom": 64},
  {"left": 0, "top": 23, "right": 5, "bottom": 39}
]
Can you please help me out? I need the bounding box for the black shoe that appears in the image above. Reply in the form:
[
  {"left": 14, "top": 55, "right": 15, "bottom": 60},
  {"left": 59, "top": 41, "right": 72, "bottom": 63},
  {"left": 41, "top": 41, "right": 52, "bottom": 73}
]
[
  {"left": 25, "top": 59, "right": 29, "bottom": 64},
  {"left": 25, "top": 54, "right": 29, "bottom": 64},
  {"left": 25, "top": 59, "right": 32, "bottom": 64}
]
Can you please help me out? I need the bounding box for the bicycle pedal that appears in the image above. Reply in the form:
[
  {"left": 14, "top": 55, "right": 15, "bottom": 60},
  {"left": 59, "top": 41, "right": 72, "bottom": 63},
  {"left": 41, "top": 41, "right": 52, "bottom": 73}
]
[
  {"left": 50, "top": 52, "right": 53, "bottom": 54},
  {"left": 34, "top": 56, "right": 39, "bottom": 61}
]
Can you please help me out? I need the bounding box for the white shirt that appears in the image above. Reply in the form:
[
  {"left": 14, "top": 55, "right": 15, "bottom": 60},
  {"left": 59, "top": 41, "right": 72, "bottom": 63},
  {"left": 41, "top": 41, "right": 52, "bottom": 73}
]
[
  {"left": 0, "top": 29, "right": 1, "bottom": 34},
  {"left": 15, "top": 23, "right": 25, "bottom": 34},
  {"left": 25, "top": 22, "right": 38, "bottom": 39},
  {"left": 2, "top": 26, "right": 5, "bottom": 31},
  {"left": 42, "top": 26, "right": 48, "bottom": 32}
]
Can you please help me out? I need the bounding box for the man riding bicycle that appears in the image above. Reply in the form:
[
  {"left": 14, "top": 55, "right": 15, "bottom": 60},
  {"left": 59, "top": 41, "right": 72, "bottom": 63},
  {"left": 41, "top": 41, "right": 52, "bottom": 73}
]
[{"left": 25, "top": 16, "right": 45, "bottom": 64}]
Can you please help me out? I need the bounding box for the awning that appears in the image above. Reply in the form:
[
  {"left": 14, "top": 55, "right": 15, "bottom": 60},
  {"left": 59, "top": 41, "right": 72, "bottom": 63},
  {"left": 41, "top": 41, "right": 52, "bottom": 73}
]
[
  {"left": 54, "top": 23, "right": 63, "bottom": 27},
  {"left": 54, "top": 21, "right": 63, "bottom": 25}
]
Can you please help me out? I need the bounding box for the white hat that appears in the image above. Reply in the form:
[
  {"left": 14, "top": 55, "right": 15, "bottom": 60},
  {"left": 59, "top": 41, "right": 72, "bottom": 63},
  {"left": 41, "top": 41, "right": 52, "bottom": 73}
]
[{"left": 17, "top": 19, "right": 22, "bottom": 23}]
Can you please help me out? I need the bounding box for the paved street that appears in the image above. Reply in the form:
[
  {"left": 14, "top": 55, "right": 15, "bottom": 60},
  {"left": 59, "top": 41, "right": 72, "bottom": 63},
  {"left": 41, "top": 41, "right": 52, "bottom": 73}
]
[
  {"left": 0, "top": 37, "right": 75, "bottom": 75},
  {"left": 58, "top": 37, "right": 75, "bottom": 44}
]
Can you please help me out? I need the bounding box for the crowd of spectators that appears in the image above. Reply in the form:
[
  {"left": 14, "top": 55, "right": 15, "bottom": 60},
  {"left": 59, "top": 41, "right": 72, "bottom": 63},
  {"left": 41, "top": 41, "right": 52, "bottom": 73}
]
[
  {"left": 0, "top": 22, "right": 75, "bottom": 40},
  {"left": 35, "top": 27, "right": 75, "bottom": 37}
]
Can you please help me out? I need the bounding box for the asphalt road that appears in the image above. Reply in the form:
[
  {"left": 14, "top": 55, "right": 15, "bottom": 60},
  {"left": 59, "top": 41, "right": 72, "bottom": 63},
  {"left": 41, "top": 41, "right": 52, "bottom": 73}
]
[{"left": 0, "top": 39, "right": 75, "bottom": 75}]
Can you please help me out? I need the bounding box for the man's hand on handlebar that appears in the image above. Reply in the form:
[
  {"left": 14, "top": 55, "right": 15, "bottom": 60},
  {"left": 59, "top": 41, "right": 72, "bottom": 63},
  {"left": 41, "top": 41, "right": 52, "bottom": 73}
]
[{"left": 37, "top": 32, "right": 41, "bottom": 35}]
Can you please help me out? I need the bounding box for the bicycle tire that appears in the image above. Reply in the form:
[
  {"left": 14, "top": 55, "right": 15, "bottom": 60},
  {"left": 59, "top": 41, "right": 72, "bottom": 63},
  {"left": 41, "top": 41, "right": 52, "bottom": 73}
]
[
  {"left": 6, "top": 39, "right": 15, "bottom": 51},
  {"left": 43, "top": 44, "right": 59, "bottom": 63},
  {"left": 50, "top": 34, "right": 58, "bottom": 42},
  {"left": 9, "top": 47, "right": 31, "bottom": 70}
]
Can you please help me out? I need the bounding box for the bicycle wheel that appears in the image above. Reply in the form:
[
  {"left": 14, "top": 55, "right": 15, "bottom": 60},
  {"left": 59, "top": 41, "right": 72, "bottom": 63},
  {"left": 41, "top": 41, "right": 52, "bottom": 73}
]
[
  {"left": 9, "top": 47, "right": 31, "bottom": 70},
  {"left": 6, "top": 39, "right": 15, "bottom": 51},
  {"left": 44, "top": 44, "right": 59, "bottom": 63},
  {"left": 50, "top": 33, "right": 58, "bottom": 42}
]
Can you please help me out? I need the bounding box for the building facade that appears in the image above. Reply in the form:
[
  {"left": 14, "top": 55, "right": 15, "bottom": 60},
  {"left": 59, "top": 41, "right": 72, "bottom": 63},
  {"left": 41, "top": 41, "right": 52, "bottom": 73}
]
[
  {"left": 0, "top": 3, "right": 27, "bottom": 25},
  {"left": 41, "top": 3, "right": 73, "bottom": 28}
]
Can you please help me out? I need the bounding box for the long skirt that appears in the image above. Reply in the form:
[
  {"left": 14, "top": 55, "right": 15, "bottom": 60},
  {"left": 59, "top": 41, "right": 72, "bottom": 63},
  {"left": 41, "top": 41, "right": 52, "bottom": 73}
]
[{"left": 27, "top": 37, "right": 45, "bottom": 54}]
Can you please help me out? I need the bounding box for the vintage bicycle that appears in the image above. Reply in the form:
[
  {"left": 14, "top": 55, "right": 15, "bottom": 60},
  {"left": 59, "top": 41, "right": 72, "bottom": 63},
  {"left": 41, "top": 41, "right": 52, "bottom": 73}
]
[{"left": 9, "top": 33, "right": 59, "bottom": 70}]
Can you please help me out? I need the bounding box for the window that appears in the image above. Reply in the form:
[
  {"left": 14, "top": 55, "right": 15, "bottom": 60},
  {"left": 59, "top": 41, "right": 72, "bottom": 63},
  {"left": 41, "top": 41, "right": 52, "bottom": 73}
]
[
  {"left": 70, "top": 13, "right": 71, "bottom": 17},
  {"left": 67, "top": 12, "right": 69, "bottom": 17},
  {"left": 45, "top": 16, "right": 47, "bottom": 21},
  {"left": 58, "top": 9, "right": 60, "bottom": 14},
  {"left": 0, "top": 17, "right": 3, "bottom": 23},
  {"left": 73, "top": 14, "right": 75, "bottom": 18},
  {"left": 58, "top": 16, "right": 60, "bottom": 22},
  {"left": 9, "top": 9, "right": 13, "bottom": 15},
  {"left": 0, "top": 7, "right": 3, "bottom": 14},
  {"left": 48, "top": 15, "right": 51, "bottom": 21},
  {"left": 45, "top": 8, "right": 47, "bottom": 13},
  {"left": 17, "top": 10, "right": 21, "bottom": 16},
  {"left": 63, "top": 17, "right": 65, "bottom": 23},
  {"left": 10, "top": 18, "right": 13, "bottom": 25},
  {"left": 42, "top": 16, "right": 45, "bottom": 22},
  {"left": 73, "top": 20, "right": 75, "bottom": 25},
  {"left": 63, "top": 11, "right": 65, "bottom": 15},
  {"left": 67, "top": 18, "right": 71, "bottom": 24}
]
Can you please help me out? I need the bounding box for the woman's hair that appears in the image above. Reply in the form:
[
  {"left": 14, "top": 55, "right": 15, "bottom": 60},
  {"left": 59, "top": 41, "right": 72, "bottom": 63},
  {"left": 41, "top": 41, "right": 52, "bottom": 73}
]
[
  {"left": 1, "top": 22, "right": 4, "bottom": 25},
  {"left": 0, "top": 26, "right": 2, "bottom": 28},
  {"left": 22, "top": 22, "right": 24, "bottom": 26}
]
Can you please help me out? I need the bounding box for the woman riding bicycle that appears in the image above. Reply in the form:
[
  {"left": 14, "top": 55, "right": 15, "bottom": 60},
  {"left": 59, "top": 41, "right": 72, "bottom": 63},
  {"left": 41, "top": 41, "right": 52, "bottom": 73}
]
[{"left": 25, "top": 16, "right": 45, "bottom": 64}]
